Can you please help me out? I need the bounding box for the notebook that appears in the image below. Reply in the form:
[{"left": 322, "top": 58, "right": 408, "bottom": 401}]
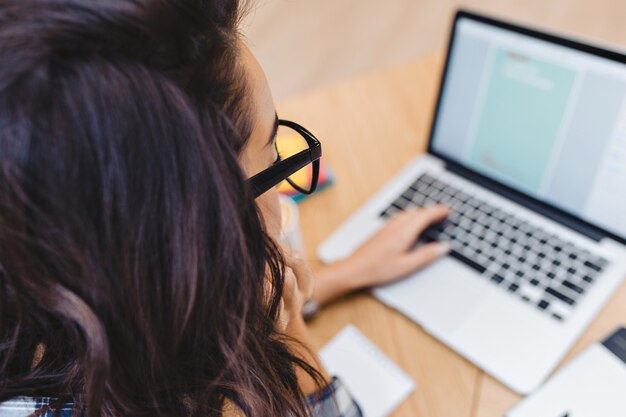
[{"left": 319, "top": 325, "right": 415, "bottom": 417}]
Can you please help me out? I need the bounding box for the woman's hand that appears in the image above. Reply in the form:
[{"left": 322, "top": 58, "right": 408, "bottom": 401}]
[
  {"left": 276, "top": 250, "right": 314, "bottom": 331},
  {"left": 276, "top": 250, "right": 332, "bottom": 394},
  {"left": 349, "top": 205, "right": 451, "bottom": 286},
  {"left": 313, "top": 205, "right": 451, "bottom": 305}
]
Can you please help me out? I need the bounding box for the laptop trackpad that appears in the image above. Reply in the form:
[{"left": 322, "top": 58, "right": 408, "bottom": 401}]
[{"left": 373, "top": 257, "right": 488, "bottom": 333}]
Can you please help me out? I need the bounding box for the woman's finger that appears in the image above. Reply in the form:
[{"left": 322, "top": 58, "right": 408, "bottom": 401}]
[
  {"left": 393, "top": 241, "right": 450, "bottom": 278},
  {"left": 402, "top": 205, "right": 450, "bottom": 236},
  {"left": 283, "top": 250, "right": 314, "bottom": 301}
]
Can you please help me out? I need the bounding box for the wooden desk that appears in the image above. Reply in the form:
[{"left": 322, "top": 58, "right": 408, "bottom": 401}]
[{"left": 276, "top": 54, "right": 626, "bottom": 417}]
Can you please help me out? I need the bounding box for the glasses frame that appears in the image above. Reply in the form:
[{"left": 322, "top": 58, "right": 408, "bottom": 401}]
[{"left": 248, "top": 119, "right": 322, "bottom": 198}]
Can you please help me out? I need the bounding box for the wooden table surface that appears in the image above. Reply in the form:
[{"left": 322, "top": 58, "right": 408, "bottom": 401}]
[{"left": 276, "top": 53, "right": 626, "bottom": 417}]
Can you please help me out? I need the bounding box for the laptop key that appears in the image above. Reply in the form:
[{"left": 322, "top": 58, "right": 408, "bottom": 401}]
[
  {"left": 546, "top": 287, "right": 575, "bottom": 305},
  {"left": 562, "top": 280, "right": 584, "bottom": 294},
  {"left": 491, "top": 274, "right": 505, "bottom": 284},
  {"left": 582, "top": 274, "right": 594, "bottom": 283},
  {"left": 584, "top": 260, "right": 603, "bottom": 272},
  {"left": 449, "top": 250, "right": 487, "bottom": 274},
  {"left": 421, "top": 174, "right": 436, "bottom": 185}
]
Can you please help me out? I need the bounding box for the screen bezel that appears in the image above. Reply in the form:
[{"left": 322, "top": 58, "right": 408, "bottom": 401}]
[{"left": 427, "top": 9, "right": 626, "bottom": 246}]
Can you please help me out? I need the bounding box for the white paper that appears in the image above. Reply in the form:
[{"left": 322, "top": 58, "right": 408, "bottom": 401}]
[{"left": 319, "top": 325, "right": 415, "bottom": 417}]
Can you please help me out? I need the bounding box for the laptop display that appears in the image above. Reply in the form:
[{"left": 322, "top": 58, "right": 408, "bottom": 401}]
[{"left": 431, "top": 17, "right": 626, "bottom": 239}]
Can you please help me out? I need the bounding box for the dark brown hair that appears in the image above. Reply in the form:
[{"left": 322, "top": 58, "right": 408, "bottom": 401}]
[{"left": 0, "top": 1, "right": 318, "bottom": 416}]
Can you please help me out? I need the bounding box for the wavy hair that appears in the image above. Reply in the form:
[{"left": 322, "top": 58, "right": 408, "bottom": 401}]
[{"left": 0, "top": 1, "right": 319, "bottom": 416}]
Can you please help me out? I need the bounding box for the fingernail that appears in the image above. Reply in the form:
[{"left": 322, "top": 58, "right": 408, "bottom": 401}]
[{"left": 435, "top": 242, "right": 451, "bottom": 256}]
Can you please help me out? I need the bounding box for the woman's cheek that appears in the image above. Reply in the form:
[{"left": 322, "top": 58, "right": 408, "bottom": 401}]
[{"left": 256, "top": 187, "right": 282, "bottom": 240}]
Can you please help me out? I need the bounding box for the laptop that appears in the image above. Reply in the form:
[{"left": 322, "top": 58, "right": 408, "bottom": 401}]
[
  {"left": 507, "top": 328, "right": 626, "bottom": 417},
  {"left": 318, "top": 10, "right": 626, "bottom": 395}
]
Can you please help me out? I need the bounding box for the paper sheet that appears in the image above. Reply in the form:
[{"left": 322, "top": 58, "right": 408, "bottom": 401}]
[{"left": 319, "top": 325, "right": 415, "bottom": 417}]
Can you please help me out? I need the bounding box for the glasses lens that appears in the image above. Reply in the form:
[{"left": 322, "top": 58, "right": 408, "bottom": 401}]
[{"left": 275, "top": 124, "right": 313, "bottom": 193}]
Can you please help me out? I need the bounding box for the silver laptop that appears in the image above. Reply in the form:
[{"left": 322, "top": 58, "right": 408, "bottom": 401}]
[{"left": 318, "top": 10, "right": 626, "bottom": 395}]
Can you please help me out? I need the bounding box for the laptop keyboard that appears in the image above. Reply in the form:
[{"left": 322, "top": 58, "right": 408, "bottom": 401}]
[{"left": 380, "top": 172, "right": 610, "bottom": 322}]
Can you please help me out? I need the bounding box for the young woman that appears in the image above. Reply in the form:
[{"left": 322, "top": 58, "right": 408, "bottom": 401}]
[
  {"left": 0, "top": 1, "right": 449, "bottom": 416},
  {"left": 205, "top": 8, "right": 451, "bottom": 322}
]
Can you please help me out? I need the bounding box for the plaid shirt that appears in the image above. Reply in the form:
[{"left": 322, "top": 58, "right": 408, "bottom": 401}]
[
  {"left": 306, "top": 377, "right": 363, "bottom": 417},
  {"left": 0, "top": 397, "right": 73, "bottom": 417},
  {"left": 0, "top": 377, "right": 362, "bottom": 417}
]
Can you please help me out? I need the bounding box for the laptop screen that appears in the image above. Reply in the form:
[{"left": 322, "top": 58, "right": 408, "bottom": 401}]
[{"left": 431, "top": 16, "right": 626, "bottom": 240}]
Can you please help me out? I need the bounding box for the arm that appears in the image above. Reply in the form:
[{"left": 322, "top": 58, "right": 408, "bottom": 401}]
[
  {"left": 279, "top": 252, "right": 331, "bottom": 394},
  {"left": 277, "top": 207, "right": 450, "bottom": 412},
  {"left": 279, "top": 254, "right": 361, "bottom": 417},
  {"left": 282, "top": 316, "right": 363, "bottom": 417}
]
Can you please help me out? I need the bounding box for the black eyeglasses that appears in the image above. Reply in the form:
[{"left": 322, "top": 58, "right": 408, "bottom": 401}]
[{"left": 248, "top": 119, "right": 322, "bottom": 198}]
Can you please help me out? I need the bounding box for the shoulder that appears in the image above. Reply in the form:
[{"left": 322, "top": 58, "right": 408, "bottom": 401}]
[
  {"left": 222, "top": 377, "right": 364, "bottom": 417},
  {"left": 0, "top": 381, "right": 363, "bottom": 417},
  {"left": 306, "top": 377, "right": 363, "bottom": 417},
  {"left": 0, "top": 397, "right": 74, "bottom": 417}
]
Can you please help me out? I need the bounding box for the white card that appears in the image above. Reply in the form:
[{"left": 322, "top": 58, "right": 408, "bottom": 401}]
[{"left": 319, "top": 325, "right": 415, "bottom": 417}]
